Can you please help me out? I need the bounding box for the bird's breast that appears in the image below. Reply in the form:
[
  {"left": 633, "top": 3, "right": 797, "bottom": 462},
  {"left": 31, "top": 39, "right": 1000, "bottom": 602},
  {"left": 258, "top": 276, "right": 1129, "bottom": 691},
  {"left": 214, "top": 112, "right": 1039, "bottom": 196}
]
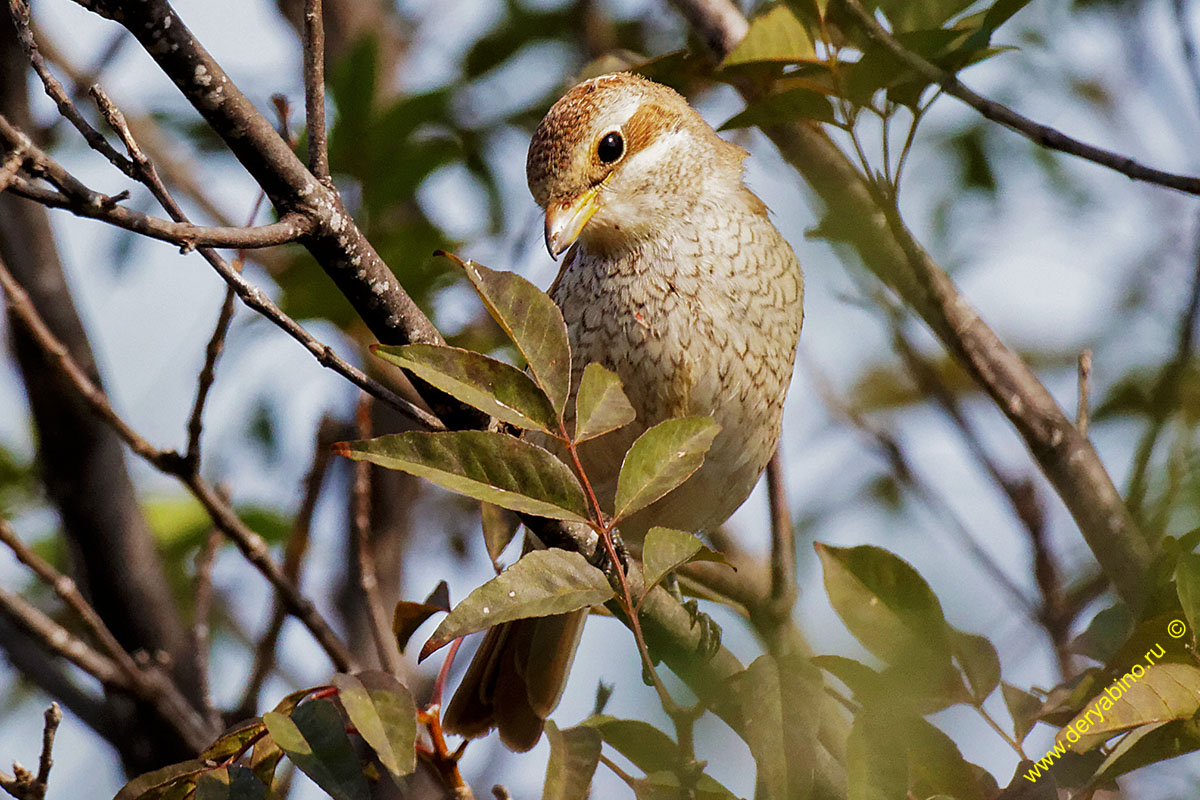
[{"left": 549, "top": 201, "right": 804, "bottom": 536}]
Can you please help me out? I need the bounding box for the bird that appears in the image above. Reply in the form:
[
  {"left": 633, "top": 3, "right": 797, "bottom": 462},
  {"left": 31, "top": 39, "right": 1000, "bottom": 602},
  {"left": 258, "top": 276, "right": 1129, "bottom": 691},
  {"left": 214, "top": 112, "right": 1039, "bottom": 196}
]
[{"left": 442, "top": 71, "right": 804, "bottom": 751}]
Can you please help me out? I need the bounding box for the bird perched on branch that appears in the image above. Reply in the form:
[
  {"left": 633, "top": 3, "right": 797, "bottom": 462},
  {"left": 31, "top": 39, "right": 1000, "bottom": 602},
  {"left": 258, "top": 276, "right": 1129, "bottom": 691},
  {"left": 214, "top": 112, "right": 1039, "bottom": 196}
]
[{"left": 443, "top": 72, "right": 804, "bottom": 751}]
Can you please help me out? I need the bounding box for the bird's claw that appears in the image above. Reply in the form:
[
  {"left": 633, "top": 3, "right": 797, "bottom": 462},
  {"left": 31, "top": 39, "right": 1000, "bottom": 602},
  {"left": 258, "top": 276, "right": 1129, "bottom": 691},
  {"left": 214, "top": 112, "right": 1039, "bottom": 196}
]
[
  {"left": 587, "top": 529, "right": 630, "bottom": 577},
  {"left": 683, "top": 598, "right": 722, "bottom": 660}
]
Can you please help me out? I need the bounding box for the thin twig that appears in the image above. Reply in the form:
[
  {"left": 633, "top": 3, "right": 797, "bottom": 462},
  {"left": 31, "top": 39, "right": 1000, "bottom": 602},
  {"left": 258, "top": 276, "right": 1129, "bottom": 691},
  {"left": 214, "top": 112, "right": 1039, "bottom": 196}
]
[
  {"left": 0, "top": 106, "right": 434, "bottom": 430},
  {"left": 86, "top": 90, "right": 442, "bottom": 429},
  {"left": 1077, "top": 350, "right": 1092, "bottom": 436},
  {"left": 0, "top": 585, "right": 125, "bottom": 690},
  {"left": 67, "top": 0, "right": 446, "bottom": 349},
  {"left": 191, "top": 529, "right": 222, "bottom": 730},
  {"left": 353, "top": 395, "right": 404, "bottom": 674},
  {"left": 184, "top": 192, "right": 265, "bottom": 463},
  {"left": 302, "top": 0, "right": 330, "bottom": 182},
  {"left": 0, "top": 702, "right": 61, "bottom": 800},
  {"left": 0, "top": 252, "right": 357, "bottom": 674},
  {"left": 186, "top": 286, "right": 236, "bottom": 463},
  {"left": 4, "top": 172, "right": 311, "bottom": 250},
  {"left": 840, "top": 0, "right": 1200, "bottom": 196},
  {"left": 6, "top": 0, "right": 136, "bottom": 178},
  {"left": 34, "top": 704, "right": 60, "bottom": 789},
  {"left": 235, "top": 418, "right": 341, "bottom": 719},
  {"left": 0, "top": 518, "right": 213, "bottom": 748}
]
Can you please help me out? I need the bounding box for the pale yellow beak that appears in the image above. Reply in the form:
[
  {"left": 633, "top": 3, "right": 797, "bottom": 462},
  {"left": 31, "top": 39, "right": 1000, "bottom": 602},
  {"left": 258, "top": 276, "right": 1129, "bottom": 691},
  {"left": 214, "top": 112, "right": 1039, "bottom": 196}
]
[{"left": 544, "top": 185, "right": 602, "bottom": 259}]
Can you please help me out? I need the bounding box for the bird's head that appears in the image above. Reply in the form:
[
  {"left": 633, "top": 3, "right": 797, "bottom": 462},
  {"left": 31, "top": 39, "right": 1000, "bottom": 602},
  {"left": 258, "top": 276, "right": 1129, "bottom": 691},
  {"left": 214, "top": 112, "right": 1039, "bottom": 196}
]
[{"left": 527, "top": 72, "right": 747, "bottom": 259}]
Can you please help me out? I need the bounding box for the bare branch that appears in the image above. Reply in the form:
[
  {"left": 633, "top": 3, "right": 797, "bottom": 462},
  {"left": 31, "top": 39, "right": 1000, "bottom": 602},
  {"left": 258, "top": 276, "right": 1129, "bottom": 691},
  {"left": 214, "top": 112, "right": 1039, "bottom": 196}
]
[
  {"left": 0, "top": 702, "right": 61, "bottom": 800},
  {"left": 191, "top": 529, "right": 222, "bottom": 730},
  {"left": 303, "top": 0, "right": 330, "bottom": 182},
  {"left": 0, "top": 518, "right": 213, "bottom": 749},
  {"left": 839, "top": 0, "right": 1200, "bottom": 196},
  {"left": 0, "top": 585, "right": 126, "bottom": 690},
  {"left": 6, "top": 173, "right": 312, "bottom": 249},
  {"left": 6, "top": 0, "right": 136, "bottom": 179},
  {"left": 68, "top": 0, "right": 444, "bottom": 349},
  {"left": 1077, "top": 350, "right": 1092, "bottom": 437},
  {"left": 352, "top": 395, "right": 404, "bottom": 674},
  {"left": 186, "top": 286, "right": 236, "bottom": 463},
  {"left": 0, "top": 251, "right": 357, "bottom": 674},
  {"left": 234, "top": 418, "right": 341, "bottom": 719}
]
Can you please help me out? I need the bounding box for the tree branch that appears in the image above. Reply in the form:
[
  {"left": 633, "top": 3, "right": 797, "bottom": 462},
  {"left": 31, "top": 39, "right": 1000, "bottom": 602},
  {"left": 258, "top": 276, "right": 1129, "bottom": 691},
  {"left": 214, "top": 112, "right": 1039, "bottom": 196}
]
[
  {"left": 302, "top": 0, "right": 329, "bottom": 182},
  {"left": 5, "top": 173, "right": 312, "bottom": 249},
  {"left": 351, "top": 396, "right": 405, "bottom": 675},
  {"left": 69, "top": 0, "right": 444, "bottom": 349},
  {"left": 839, "top": 0, "right": 1200, "bottom": 196},
  {"left": 0, "top": 518, "right": 214, "bottom": 749},
  {"left": 0, "top": 251, "right": 358, "bottom": 674},
  {"left": 0, "top": 703, "right": 61, "bottom": 800},
  {"left": 0, "top": 585, "right": 126, "bottom": 691}
]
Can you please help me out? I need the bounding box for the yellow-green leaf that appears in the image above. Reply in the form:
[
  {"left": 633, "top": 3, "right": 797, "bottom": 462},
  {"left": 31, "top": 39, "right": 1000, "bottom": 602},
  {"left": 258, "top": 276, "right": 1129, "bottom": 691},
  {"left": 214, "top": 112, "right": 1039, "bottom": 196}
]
[
  {"left": 373, "top": 344, "right": 557, "bottom": 433},
  {"left": 613, "top": 417, "right": 719, "bottom": 521},
  {"left": 574, "top": 363, "right": 636, "bottom": 443},
  {"left": 336, "top": 431, "right": 589, "bottom": 522},
  {"left": 722, "top": 4, "right": 817, "bottom": 67},
  {"left": 420, "top": 549, "right": 613, "bottom": 660}
]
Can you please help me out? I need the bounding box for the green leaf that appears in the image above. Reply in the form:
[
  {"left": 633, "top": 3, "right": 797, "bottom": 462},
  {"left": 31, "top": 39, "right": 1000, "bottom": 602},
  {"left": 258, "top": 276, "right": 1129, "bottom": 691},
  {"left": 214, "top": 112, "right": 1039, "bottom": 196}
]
[
  {"left": 722, "top": 4, "right": 817, "bottom": 67},
  {"left": 420, "top": 549, "right": 613, "bottom": 660},
  {"left": 1070, "top": 604, "right": 1134, "bottom": 663},
  {"left": 373, "top": 344, "right": 557, "bottom": 433},
  {"left": 1089, "top": 717, "right": 1200, "bottom": 785},
  {"left": 632, "top": 772, "right": 740, "bottom": 800},
  {"left": 707, "top": 654, "right": 820, "bottom": 800},
  {"left": 250, "top": 733, "right": 283, "bottom": 789},
  {"left": 847, "top": 707, "right": 905, "bottom": 800},
  {"left": 720, "top": 88, "right": 836, "bottom": 130},
  {"left": 336, "top": 431, "right": 589, "bottom": 521},
  {"left": 195, "top": 767, "right": 267, "bottom": 800},
  {"left": 1176, "top": 552, "right": 1200, "bottom": 636},
  {"left": 581, "top": 715, "right": 678, "bottom": 775},
  {"left": 874, "top": 0, "right": 976, "bottom": 32},
  {"left": 543, "top": 721, "right": 602, "bottom": 800},
  {"left": 453, "top": 256, "right": 572, "bottom": 418},
  {"left": 848, "top": 708, "right": 985, "bottom": 800},
  {"left": 1056, "top": 662, "right": 1200, "bottom": 753},
  {"left": 613, "top": 417, "right": 720, "bottom": 521},
  {"left": 262, "top": 699, "right": 370, "bottom": 800},
  {"left": 1002, "top": 682, "right": 1042, "bottom": 742},
  {"left": 333, "top": 672, "right": 417, "bottom": 781},
  {"left": 574, "top": 363, "right": 636, "bottom": 443},
  {"left": 114, "top": 760, "right": 209, "bottom": 800},
  {"left": 200, "top": 720, "right": 267, "bottom": 763},
  {"left": 641, "top": 527, "right": 728, "bottom": 594},
  {"left": 815, "top": 543, "right": 955, "bottom": 672},
  {"left": 952, "top": 629, "right": 1001, "bottom": 702},
  {"left": 811, "top": 655, "right": 890, "bottom": 705}
]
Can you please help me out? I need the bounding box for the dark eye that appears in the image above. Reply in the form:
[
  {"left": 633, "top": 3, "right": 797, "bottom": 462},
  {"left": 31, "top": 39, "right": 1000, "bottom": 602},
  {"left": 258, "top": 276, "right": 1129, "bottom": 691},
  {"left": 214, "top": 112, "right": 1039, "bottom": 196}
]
[{"left": 597, "top": 131, "right": 624, "bottom": 164}]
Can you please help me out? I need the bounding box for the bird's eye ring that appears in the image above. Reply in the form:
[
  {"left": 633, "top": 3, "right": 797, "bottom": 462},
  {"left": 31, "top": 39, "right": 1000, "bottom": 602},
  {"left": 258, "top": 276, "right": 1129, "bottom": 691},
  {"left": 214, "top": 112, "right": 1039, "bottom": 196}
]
[{"left": 596, "top": 131, "right": 624, "bottom": 164}]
